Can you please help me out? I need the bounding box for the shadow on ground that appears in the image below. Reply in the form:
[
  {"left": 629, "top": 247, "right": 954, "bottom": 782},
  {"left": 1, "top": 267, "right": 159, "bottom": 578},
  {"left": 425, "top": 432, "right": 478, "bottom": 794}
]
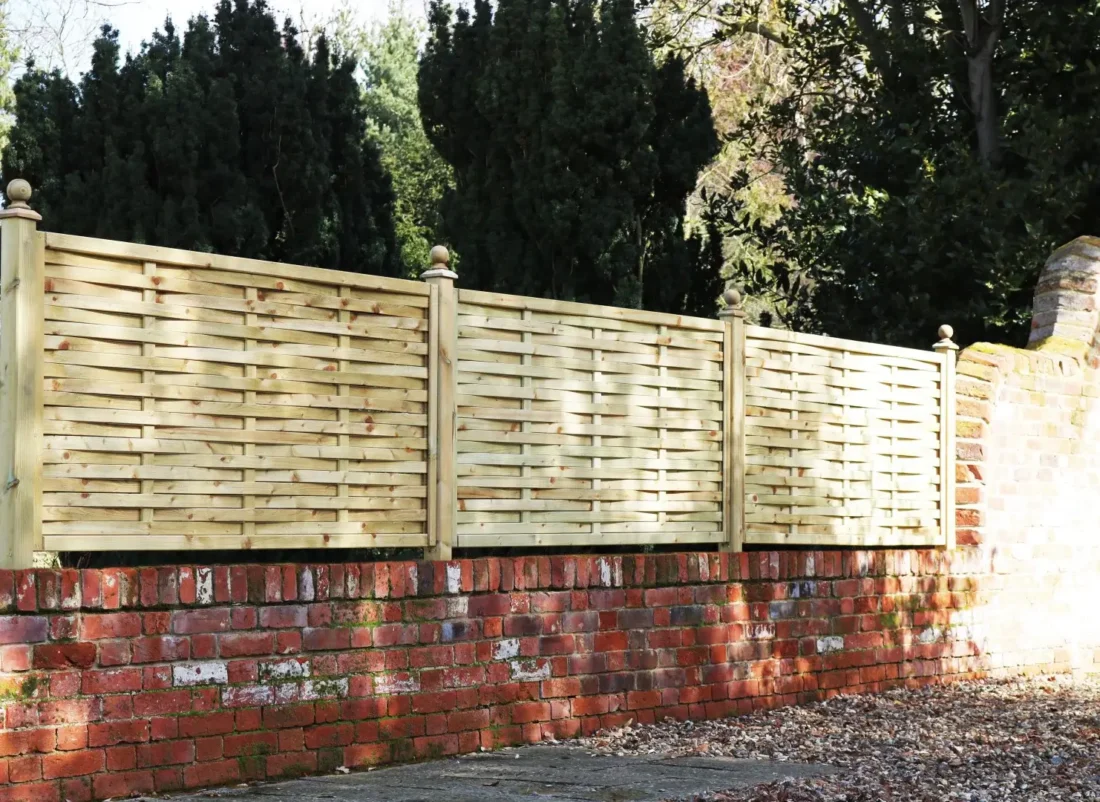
[{"left": 144, "top": 747, "right": 834, "bottom": 802}]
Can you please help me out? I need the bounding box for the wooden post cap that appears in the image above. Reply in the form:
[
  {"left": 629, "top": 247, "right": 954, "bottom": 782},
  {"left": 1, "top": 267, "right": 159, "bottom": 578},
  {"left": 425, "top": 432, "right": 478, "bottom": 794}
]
[
  {"left": 719, "top": 287, "right": 744, "bottom": 318},
  {"left": 6, "top": 179, "right": 31, "bottom": 207},
  {"left": 934, "top": 324, "right": 957, "bottom": 351},
  {"left": 421, "top": 244, "right": 457, "bottom": 281},
  {"left": 0, "top": 179, "right": 41, "bottom": 221}
]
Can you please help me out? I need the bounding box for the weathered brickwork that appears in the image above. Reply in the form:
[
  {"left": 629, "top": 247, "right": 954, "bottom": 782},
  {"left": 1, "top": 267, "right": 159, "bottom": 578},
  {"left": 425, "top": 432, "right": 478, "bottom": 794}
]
[
  {"left": 956, "top": 236, "right": 1100, "bottom": 676},
  {"left": 0, "top": 550, "right": 1069, "bottom": 801}
]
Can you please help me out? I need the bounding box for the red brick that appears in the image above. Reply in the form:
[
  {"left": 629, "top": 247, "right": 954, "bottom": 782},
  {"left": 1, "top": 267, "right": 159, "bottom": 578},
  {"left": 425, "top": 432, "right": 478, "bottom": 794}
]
[
  {"left": 88, "top": 720, "right": 150, "bottom": 747},
  {"left": 179, "top": 711, "right": 236, "bottom": 737},
  {"left": 15, "top": 572, "right": 35, "bottom": 611},
  {"left": 263, "top": 704, "right": 314, "bottom": 729},
  {"left": 184, "top": 760, "right": 240, "bottom": 788},
  {"left": 259, "top": 606, "right": 308, "bottom": 629},
  {"left": 79, "top": 613, "right": 141, "bottom": 640},
  {"left": 219, "top": 631, "right": 274, "bottom": 657},
  {"left": 137, "top": 740, "right": 196, "bottom": 767},
  {"left": 223, "top": 731, "right": 278, "bottom": 758},
  {"left": 93, "top": 770, "right": 155, "bottom": 799},
  {"left": 303, "top": 628, "right": 350, "bottom": 651},
  {"left": 594, "top": 632, "right": 628, "bottom": 652},
  {"left": 9, "top": 756, "right": 42, "bottom": 783},
  {"left": 81, "top": 668, "right": 142, "bottom": 694},
  {"left": 172, "top": 608, "right": 231, "bottom": 634},
  {"left": 134, "top": 690, "right": 192, "bottom": 716},
  {"left": 0, "top": 643, "right": 31, "bottom": 671},
  {"left": 267, "top": 751, "right": 317, "bottom": 779},
  {"left": 511, "top": 702, "right": 551, "bottom": 724},
  {"left": 106, "top": 745, "right": 137, "bottom": 771},
  {"left": 56, "top": 726, "right": 88, "bottom": 751},
  {"left": 344, "top": 742, "right": 390, "bottom": 767},
  {"left": 195, "top": 736, "right": 223, "bottom": 762},
  {"left": 0, "top": 616, "right": 47, "bottom": 644},
  {"left": 42, "top": 750, "right": 105, "bottom": 779},
  {"left": 0, "top": 782, "right": 61, "bottom": 802},
  {"left": 61, "top": 778, "right": 91, "bottom": 802},
  {"left": 447, "top": 709, "right": 489, "bottom": 732},
  {"left": 0, "top": 729, "right": 56, "bottom": 757},
  {"left": 38, "top": 698, "right": 101, "bottom": 725},
  {"left": 131, "top": 636, "right": 189, "bottom": 664}
]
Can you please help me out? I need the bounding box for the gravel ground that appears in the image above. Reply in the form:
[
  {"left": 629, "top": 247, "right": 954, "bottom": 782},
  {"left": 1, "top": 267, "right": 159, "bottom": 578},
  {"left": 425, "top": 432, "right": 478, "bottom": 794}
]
[{"left": 571, "top": 676, "right": 1100, "bottom": 801}]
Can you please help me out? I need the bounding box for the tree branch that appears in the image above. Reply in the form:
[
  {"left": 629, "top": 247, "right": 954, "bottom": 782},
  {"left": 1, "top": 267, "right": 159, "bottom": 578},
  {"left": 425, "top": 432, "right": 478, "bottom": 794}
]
[{"left": 714, "top": 16, "right": 789, "bottom": 48}]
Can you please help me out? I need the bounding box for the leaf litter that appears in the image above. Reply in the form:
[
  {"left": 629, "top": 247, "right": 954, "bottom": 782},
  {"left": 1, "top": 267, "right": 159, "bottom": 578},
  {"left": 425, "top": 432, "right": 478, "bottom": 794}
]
[{"left": 568, "top": 676, "right": 1100, "bottom": 801}]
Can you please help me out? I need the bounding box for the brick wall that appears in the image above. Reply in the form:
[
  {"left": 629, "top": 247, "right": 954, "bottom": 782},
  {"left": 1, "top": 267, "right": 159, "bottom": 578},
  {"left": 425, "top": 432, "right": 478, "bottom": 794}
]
[
  {"left": 1, "top": 551, "right": 1004, "bottom": 801},
  {"left": 955, "top": 235, "right": 1100, "bottom": 674}
]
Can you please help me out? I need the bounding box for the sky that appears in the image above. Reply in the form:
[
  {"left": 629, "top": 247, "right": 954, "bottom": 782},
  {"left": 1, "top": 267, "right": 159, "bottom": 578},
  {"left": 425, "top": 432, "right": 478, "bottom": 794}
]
[{"left": 9, "top": 0, "right": 397, "bottom": 76}]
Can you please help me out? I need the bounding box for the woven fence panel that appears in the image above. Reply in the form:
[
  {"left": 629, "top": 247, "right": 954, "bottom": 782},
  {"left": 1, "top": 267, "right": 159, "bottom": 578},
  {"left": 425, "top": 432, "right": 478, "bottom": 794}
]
[
  {"left": 454, "top": 290, "right": 728, "bottom": 548},
  {"left": 40, "top": 234, "right": 431, "bottom": 551},
  {"left": 744, "top": 326, "right": 946, "bottom": 546}
]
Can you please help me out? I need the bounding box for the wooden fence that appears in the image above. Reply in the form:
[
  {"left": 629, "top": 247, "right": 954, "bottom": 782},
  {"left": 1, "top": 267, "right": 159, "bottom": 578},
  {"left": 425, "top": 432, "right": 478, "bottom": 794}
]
[{"left": 0, "top": 182, "right": 956, "bottom": 567}]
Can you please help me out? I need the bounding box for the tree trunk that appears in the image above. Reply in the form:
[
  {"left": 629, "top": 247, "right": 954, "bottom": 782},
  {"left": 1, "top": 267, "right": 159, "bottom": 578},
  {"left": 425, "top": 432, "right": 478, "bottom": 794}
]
[{"left": 958, "top": 0, "right": 1003, "bottom": 166}]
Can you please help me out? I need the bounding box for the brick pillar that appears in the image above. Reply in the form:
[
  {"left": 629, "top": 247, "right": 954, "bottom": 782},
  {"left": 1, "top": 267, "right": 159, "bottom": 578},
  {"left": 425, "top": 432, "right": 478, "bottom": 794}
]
[{"left": 1028, "top": 235, "right": 1100, "bottom": 358}]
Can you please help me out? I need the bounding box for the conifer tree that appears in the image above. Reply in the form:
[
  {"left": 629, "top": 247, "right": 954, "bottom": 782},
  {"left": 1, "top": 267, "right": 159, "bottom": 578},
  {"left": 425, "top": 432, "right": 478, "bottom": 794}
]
[
  {"left": 3, "top": 0, "right": 400, "bottom": 276},
  {"left": 418, "top": 0, "right": 720, "bottom": 313}
]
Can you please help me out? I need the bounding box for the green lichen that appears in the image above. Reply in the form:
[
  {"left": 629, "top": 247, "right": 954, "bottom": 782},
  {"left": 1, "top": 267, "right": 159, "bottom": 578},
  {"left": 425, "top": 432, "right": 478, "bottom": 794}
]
[
  {"left": 879, "top": 612, "right": 901, "bottom": 630},
  {"left": 0, "top": 674, "right": 41, "bottom": 701}
]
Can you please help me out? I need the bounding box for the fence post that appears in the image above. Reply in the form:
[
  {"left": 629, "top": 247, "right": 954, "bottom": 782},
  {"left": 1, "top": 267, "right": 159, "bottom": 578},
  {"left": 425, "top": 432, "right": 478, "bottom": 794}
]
[
  {"left": 423, "top": 246, "right": 458, "bottom": 560},
  {"left": 719, "top": 289, "right": 746, "bottom": 552},
  {"left": 934, "top": 324, "right": 958, "bottom": 550},
  {"left": 0, "top": 180, "right": 44, "bottom": 569}
]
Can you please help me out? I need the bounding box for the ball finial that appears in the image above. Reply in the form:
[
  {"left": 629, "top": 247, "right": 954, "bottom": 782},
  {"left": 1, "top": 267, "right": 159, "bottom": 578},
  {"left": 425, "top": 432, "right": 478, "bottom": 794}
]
[
  {"left": 6, "top": 179, "right": 32, "bottom": 208},
  {"left": 430, "top": 245, "right": 450, "bottom": 268},
  {"left": 938, "top": 324, "right": 954, "bottom": 342},
  {"left": 722, "top": 287, "right": 742, "bottom": 309}
]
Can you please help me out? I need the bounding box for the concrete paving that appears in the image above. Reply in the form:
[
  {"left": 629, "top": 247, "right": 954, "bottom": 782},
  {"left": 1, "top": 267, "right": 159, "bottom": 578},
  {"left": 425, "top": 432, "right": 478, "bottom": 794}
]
[{"left": 149, "top": 747, "right": 835, "bottom": 802}]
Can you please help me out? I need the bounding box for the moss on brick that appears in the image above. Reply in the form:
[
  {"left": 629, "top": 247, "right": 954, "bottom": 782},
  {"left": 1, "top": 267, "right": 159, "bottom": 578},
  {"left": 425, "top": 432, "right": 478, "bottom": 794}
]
[
  {"left": 879, "top": 612, "right": 901, "bottom": 630},
  {"left": 1030, "top": 336, "right": 1088, "bottom": 359}
]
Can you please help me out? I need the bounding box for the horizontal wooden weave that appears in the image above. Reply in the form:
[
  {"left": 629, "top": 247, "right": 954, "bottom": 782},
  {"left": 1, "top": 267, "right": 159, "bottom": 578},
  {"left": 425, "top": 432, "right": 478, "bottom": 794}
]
[
  {"left": 40, "top": 234, "right": 430, "bottom": 552},
  {"left": 744, "top": 326, "right": 946, "bottom": 547},
  {"left": 454, "top": 290, "right": 728, "bottom": 548}
]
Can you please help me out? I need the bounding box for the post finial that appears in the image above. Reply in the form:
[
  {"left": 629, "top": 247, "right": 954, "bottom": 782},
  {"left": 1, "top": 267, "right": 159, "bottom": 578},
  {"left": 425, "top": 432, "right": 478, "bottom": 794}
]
[
  {"left": 934, "top": 323, "right": 958, "bottom": 353},
  {"left": 421, "top": 244, "right": 457, "bottom": 282},
  {"left": 430, "top": 245, "right": 450, "bottom": 268},
  {"left": 719, "top": 286, "right": 744, "bottom": 319},
  {"left": 0, "top": 179, "right": 41, "bottom": 221},
  {"left": 6, "top": 179, "right": 31, "bottom": 209}
]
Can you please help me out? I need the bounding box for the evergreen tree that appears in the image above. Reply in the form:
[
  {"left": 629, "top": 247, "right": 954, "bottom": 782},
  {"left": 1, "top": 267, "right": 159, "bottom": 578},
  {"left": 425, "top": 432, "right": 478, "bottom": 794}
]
[
  {"left": 3, "top": 0, "right": 400, "bottom": 277},
  {"left": 418, "top": 0, "right": 720, "bottom": 313}
]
